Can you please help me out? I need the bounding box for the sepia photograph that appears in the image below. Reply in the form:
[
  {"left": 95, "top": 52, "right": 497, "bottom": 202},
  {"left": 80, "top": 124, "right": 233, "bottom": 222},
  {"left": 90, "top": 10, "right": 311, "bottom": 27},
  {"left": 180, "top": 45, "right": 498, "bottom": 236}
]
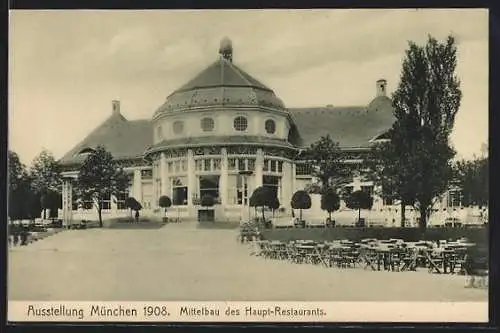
[{"left": 7, "top": 8, "right": 489, "bottom": 322}]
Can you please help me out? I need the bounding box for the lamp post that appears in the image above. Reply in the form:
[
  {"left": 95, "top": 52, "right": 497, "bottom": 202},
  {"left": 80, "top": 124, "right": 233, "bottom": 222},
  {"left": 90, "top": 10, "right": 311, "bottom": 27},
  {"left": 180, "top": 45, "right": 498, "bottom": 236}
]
[{"left": 239, "top": 170, "right": 254, "bottom": 222}]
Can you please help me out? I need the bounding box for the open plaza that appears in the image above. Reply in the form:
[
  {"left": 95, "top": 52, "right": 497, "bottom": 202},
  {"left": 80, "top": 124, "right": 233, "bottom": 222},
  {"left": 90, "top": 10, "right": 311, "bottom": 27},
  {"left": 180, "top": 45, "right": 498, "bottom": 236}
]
[{"left": 8, "top": 221, "right": 487, "bottom": 302}]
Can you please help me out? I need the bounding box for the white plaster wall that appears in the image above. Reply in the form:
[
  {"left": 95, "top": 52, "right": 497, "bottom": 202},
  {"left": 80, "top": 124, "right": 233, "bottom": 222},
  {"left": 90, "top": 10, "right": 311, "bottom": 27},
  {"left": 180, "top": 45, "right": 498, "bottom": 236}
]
[{"left": 153, "top": 109, "right": 290, "bottom": 144}]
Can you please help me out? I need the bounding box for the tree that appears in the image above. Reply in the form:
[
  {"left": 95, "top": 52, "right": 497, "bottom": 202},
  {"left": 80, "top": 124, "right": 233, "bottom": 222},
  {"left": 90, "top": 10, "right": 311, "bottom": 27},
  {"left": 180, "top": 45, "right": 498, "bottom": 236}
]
[
  {"left": 302, "top": 135, "right": 350, "bottom": 191},
  {"left": 249, "top": 186, "right": 275, "bottom": 221},
  {"left": 320, "top": 187, "right": 340, "bottom": 221},
  {"left": 41, "top": 190, "right": 62, "bottom": 219},
  {"left": 8, "top": 151, "right": 37, "bottom": 221},
  {"left": 268, "top": 196, "right": 280, "bottom": 217},
  {"left": 158, "top": 195, "right": 172, "bottom": 216},
  {"left": 453, "top": 156, "right": 488, "bottom": 207},
  {"left": 75, "top": 146, "right": 130, "bottom": 227},
  {"left": 379, "top": 35, "right": 461, "bottom": 230},
  {"left": 367, "top": 140, "right": 416, "bottom": 227},
  {"left": 291, "top": 190, "right": 312, "bottom": 221},
  {"left": 30, "top": 150, "right": 62, "bottom": 219},
  {"left": 345, "top": 190, "right": 373, "bottom": 225}
]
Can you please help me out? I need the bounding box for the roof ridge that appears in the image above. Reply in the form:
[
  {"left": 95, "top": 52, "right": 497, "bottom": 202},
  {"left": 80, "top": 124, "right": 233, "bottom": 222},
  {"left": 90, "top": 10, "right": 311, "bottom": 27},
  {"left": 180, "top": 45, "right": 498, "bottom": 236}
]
[{"left": 228, "top": 60, "right": 253, "bottom": 86}]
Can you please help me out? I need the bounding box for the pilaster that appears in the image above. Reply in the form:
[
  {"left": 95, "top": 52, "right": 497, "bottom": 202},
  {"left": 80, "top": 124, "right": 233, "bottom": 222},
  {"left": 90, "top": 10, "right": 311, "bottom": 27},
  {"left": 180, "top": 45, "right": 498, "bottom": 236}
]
[
  {"left": 187, "top": 149, "right": 195, "bottom": 207},
  {"left": 255, "top": 148, "right": 264, "bottom": 188},
  {"left": 220, "top": 148, "right": 228, "bottom": 205}
]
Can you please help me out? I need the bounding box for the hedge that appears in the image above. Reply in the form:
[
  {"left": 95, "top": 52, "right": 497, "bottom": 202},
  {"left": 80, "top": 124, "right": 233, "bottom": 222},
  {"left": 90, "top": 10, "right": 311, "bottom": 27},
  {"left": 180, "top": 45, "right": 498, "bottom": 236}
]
[{"left": 260, "top": 226, "right": 488, "bottom": 248}]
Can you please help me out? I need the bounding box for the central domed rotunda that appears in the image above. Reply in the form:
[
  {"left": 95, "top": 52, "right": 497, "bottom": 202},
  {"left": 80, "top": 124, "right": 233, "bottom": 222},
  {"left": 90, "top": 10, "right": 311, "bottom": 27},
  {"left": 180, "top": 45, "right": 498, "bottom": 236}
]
[{"left": 146, "top": 38, "right": 298, "bottom": 220}]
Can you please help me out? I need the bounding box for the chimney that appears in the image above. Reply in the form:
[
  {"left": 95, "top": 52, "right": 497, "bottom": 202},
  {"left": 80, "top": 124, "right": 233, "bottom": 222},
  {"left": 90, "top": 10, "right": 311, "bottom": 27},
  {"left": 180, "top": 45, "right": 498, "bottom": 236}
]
[
  {"left": 376, "top": 79, "right": 387, "bottom": 97},
  {"left": 112, "top": 100, "right": 120, "bottom": 115}
]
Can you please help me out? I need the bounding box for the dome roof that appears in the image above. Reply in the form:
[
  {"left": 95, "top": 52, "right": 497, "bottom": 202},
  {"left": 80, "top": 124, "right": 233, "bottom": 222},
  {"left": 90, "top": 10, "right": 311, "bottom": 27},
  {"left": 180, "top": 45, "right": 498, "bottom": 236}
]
[{"left": 153, "top": 39, "right": 286, "bottom": 119}]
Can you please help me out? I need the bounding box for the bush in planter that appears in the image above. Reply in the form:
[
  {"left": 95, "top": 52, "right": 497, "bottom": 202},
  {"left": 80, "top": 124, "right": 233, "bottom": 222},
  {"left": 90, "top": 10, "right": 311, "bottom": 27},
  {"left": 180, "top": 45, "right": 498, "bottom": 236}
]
[
  {"left": 321, "top": 187, "right": 340, "bottom": 226},
  {"left": 345, "top": 190, "right": 373, "bottom": 227},
  {"left": 249, "top": 186, "right": 279, "bottom": 228},
  {"left": 291, "top": 190, "right": 311, "bottom": 224},
  {"left": 158, "top": 195, "right": 172, "bottom": 222},
  {"left": 125, "top": 197, "right": 142, "bottom": 222}
]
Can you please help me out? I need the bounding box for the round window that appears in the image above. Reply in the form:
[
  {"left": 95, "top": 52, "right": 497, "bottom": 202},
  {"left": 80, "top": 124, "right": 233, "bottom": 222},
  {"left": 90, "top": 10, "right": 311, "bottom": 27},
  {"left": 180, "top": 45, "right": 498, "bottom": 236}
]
[
  {"left": 233, "top": 116, "right": 248, "bottom": 131},
  {"left": 201, "top": 117, "right": 215, "bottom": 132},
  {"left": 157, "top": 125, "right": 163, "bottom": 140},
  {"left": 173, "top": 121, "right": 184, "bottom": 135},
  {"left": 265, "top": 119, "right": 276, "bottom": 134}
]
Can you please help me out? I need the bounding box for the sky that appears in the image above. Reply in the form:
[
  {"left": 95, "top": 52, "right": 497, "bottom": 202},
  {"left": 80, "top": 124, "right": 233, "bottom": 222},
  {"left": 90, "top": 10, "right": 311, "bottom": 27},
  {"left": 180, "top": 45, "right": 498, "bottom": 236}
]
[{"left": 9, "top": 9, "right": 489, "bottom": 165}]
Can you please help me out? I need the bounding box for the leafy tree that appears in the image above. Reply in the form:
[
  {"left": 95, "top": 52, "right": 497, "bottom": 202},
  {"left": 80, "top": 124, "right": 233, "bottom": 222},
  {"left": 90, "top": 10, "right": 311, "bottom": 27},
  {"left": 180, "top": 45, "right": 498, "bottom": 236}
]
[
  {"left": 453, "top": 156, "right": 488, "bottom": 207},
  {"left": 302, "top": 135, "right": 350, "bottom": 191},
  {"left": 30, "top": 150, "right": 62, "bottom": 218},
  {"left": 158, "top": 195, "right": 172, "bottom": 216},
  {"left": 378, "top": 35, "right": 461, "bottom": 230},
  {"left": 367, "top": 139, "right": 416, "bottom": 227},
  {"left": 8, "top": 151, "right": 39, "bottom": 221},
  {"left": 41, "top": 190, "right": 62, "bottom": 219},
  {"left": 291, "top": 190, "right": 312, "bottom": 221},
  {"left": 268, "top": 196, "right": 280, "bottom": 217},
  {"left": 75, "top": 146, "right": 130, "bottom": 227},
  {"left": 249, "top": 186, "right": 275, "bottom": 221},
  {"left": 345, "top": 190, "right": 373, "bottom": 225},
  {"left": 320, "top": 187, "right": 340, "bottom": 221}
]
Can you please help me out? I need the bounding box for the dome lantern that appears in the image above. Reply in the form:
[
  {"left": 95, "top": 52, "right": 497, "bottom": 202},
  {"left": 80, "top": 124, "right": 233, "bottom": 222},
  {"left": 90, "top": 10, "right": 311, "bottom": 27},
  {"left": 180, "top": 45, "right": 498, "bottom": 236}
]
[{"left": 219, "top": 37, "right": 233, "bottom": 62}]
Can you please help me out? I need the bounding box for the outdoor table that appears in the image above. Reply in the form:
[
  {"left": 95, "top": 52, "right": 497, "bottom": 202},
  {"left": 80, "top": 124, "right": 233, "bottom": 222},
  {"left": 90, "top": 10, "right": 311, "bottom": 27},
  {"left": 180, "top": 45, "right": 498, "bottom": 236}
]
[
  {"left": 359, "top": 247, "right": 378, "bottom": 271},
  {"left": 425, "top": 248, "right": 445, "bottom": 274}
]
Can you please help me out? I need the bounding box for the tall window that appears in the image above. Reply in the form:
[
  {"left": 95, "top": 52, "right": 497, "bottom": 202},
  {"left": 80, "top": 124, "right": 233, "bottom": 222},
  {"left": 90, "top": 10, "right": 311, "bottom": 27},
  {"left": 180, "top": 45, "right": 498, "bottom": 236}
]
[
  {"left": 265, "top": 119, "right": 276, "bottom": 134},
  {"left": 233, "top": 116, "right": 248, "bottom": 131},
  {"left": 361, "top": 185, "right": 374, "bottom": 197},
  {"left": 201, "top": 117, "right": 215, "bottom": 132},
  {"left": 448, "top": 190, "right": 462, "bottom": 207},
  {"left": 296, "top": 162, "right": 312, "bottom": 176},
  {"left": 101, "top": 192, "right": 111, "bottom": 210},
  {"left": 228, "top": 175, "right": 246, "bottom": 205},
  {"left": 199, "top": 175, "right": 220, "bottom": 200},
  {"left": 263, "top": 175, "right": 281, "bottom": 202},
  {"left": 172, "top": 176, "right": 188, "bottom": 206},
  {"left": 117, "top": 191, "right": 129, "bottom": 210},
  {"left": 141, "top": 169, "right": 153, "bottom": 180}
]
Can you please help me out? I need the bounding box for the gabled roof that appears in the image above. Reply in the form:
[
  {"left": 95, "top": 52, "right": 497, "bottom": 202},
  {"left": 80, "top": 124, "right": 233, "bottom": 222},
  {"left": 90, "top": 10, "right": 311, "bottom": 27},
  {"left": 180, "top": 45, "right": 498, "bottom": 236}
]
[
  {"left": 59, "top": 112, "right": 152, "bottom": 165},
  {"left": 289, "top": 96, "right": 395, "bottom": 148}
]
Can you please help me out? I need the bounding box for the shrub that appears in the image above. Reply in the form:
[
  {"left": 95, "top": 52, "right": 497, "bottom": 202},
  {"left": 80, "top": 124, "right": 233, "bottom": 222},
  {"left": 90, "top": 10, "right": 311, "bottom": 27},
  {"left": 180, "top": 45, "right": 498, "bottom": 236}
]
[{"left": 291, "top": 190, "right": 312, "bottom": 221}]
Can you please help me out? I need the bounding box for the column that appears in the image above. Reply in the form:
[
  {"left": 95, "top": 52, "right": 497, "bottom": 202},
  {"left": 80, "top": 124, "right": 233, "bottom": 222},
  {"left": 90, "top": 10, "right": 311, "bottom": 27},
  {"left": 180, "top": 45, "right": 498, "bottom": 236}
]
[
  {"left": 160, "top": 153, "right": 168, "bottom": 196},
  {"left": 111, "top": 194, "right": 118, "bottom": 214},
  {"left": 187, "top": 149, "right": 195, "bottom": 207},
  {"left": 255, "top": 148, "right": 264, "bottom": 188},
  {"left": 281, "top": 161, "right": 293, "bottom": 209},
  {"left": 62, "top": 179, "right": 73, "bottom": 228},
  {"left": 220, "top": 148, "right": 228, "bottom": 206},
  {"left": 291, "top": 162, "right": 297, "bottom": 193},
  {"left": 133, "top": 169, "right": 142, "bottom": 202}
]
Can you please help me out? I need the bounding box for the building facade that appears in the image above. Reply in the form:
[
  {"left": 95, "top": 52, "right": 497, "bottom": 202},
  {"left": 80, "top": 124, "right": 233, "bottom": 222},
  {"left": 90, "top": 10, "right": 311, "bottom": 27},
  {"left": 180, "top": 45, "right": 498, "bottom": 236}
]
[{"left": 59, "top": 38, "right": 474, "bottom": 226}]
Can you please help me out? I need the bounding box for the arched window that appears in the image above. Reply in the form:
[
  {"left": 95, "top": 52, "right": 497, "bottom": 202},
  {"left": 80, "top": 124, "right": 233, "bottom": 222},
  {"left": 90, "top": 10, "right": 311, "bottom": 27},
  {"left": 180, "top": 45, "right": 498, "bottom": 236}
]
[
  {"left": 173, "top": 120, "right": 184, "bottom": 135},
  {"left": 265, "top": 119, "right": 276, "bottom": 134},
  {"left": 201, "top": 117, "right": 215, "bottom": 132},
  {"left": 233, "top": 116, "right": 248, "bottom": 131}
]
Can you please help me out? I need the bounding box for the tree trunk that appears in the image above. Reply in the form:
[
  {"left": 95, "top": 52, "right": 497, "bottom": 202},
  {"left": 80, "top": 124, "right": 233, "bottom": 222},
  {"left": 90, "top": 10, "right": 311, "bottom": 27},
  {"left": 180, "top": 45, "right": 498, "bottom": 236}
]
[
  {"left": 419, "top": 206, "right": 428, "bottom": 231},
  {"left": 329, "top": 211, "right": 332, "bottom": 220},
  {"left": 300, "top": 209, "right": 302, "bottom": 221},
  {"left": 43, "top": 209, "right": 46, "bottom": 219},
  {"left": 358, "top": 208, "right": 361, "bottom": 225},
  {"left": 400, "top": 202, "right": 406, "bottom": 228},
  {"left": 262, "top": 207, "right": 265, "bottom": 221},
  {"left": 98, "top": 208, "right": 103, "bottom": 228}
]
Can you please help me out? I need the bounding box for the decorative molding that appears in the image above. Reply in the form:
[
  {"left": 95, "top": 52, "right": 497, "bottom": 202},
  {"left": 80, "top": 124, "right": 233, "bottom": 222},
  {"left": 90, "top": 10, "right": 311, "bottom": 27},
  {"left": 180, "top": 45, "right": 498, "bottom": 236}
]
[
  {"left": 193, "top": 146, "right": 221, "bottom": 156},
  {"left": 226, "top": 146, "right": 257, "bottom": 155}
]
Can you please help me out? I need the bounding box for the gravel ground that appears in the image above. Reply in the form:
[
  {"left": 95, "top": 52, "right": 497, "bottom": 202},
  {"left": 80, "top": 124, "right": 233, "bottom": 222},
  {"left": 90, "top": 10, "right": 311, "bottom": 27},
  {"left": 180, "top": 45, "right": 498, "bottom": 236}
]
[{"left": 8, "top": 222, "right": 487, "bottom": 301}]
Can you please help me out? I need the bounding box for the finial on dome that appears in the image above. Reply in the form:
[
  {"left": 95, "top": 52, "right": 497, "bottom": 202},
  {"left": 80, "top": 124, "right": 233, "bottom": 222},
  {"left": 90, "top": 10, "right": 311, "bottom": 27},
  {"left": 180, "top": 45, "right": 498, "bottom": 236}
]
[{"left": 219, "top": 37, "right": 233, "bottom": 62}]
